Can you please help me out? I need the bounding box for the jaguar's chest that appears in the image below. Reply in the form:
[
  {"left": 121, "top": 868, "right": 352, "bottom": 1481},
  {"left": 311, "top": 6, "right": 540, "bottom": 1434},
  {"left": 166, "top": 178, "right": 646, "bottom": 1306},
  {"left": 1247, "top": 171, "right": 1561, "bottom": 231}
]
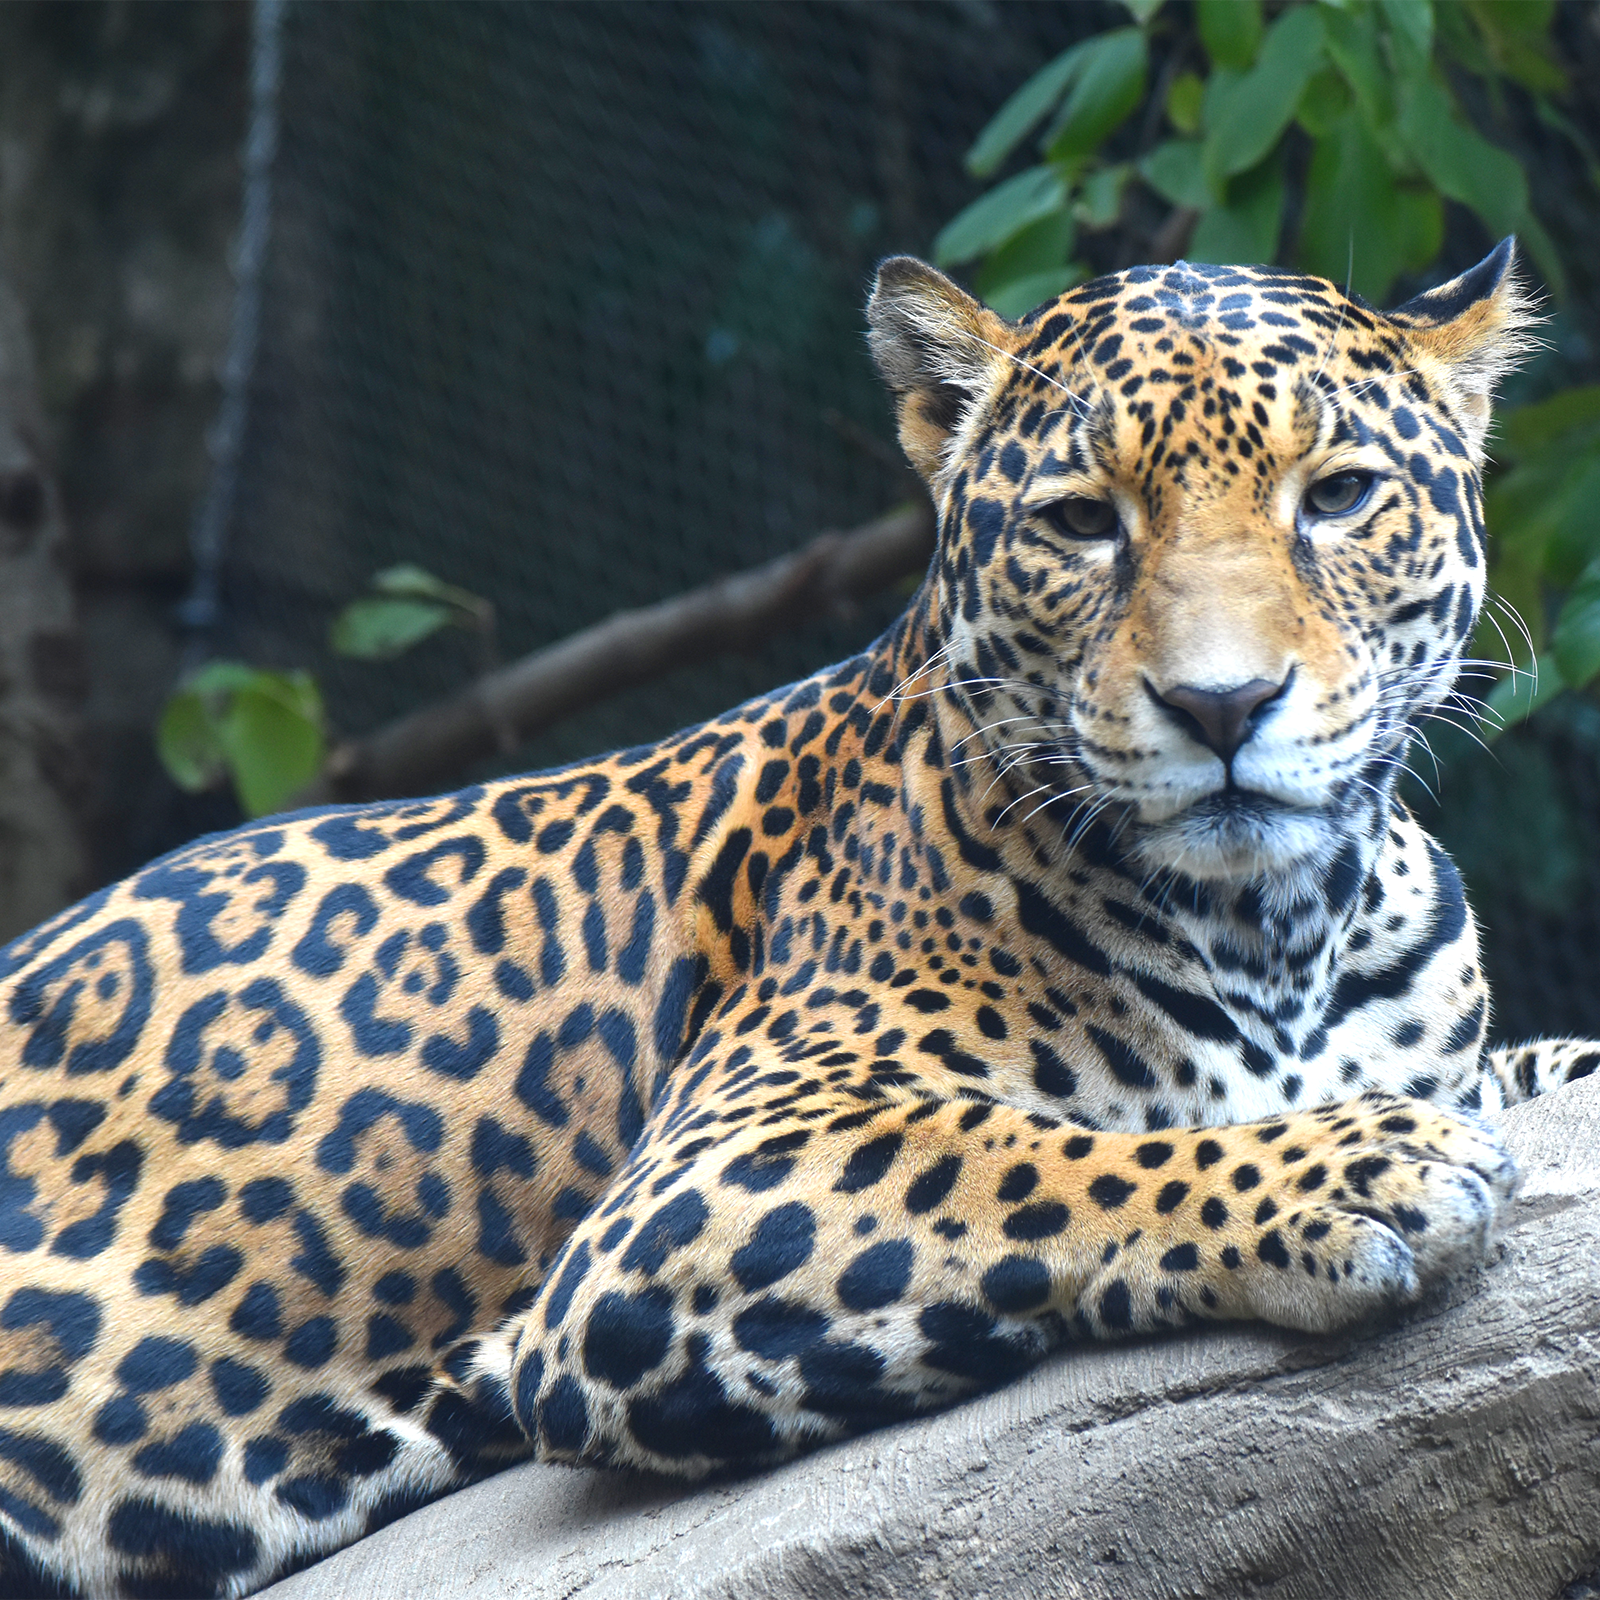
[{"left": 703, "top": 720, "right": 1490, "bottom": 1136}]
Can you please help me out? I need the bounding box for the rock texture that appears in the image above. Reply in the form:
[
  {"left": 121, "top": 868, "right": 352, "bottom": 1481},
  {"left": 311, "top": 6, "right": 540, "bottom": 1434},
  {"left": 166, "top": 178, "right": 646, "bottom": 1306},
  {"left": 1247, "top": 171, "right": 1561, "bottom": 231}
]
[{"left": 263, "top": 1078, "right": 1600, "bottom": 1600}]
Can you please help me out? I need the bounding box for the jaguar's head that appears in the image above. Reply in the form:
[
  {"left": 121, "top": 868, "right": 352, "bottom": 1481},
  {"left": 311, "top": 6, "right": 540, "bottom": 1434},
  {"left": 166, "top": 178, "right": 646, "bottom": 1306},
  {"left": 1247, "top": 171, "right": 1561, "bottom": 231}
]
[{"left": 868, "top": 243, "right": 1534, "bottom": 884}]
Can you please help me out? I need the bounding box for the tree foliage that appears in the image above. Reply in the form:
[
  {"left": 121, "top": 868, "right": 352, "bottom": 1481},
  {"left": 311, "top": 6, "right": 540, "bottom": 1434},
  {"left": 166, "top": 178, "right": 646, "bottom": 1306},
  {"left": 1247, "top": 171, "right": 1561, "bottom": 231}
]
[{"left": 939, "top": 0, "right": 1567, "bottom": 310}]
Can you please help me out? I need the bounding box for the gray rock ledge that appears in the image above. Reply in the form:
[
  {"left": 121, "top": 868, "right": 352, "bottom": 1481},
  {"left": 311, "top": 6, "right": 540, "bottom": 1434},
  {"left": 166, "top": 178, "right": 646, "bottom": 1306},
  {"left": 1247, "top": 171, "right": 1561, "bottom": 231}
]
[{"left": 265, "top": 1076, "right": 1600, "bottom": 1600}]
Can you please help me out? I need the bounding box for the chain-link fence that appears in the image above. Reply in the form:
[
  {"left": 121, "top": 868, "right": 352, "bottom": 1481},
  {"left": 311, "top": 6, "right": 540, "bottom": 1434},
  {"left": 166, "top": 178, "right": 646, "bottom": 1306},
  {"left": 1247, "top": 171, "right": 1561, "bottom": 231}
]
[
  {"left": 186, "top": 0, "right": 1600, "bottom": 1045},
  {"left": 1417, "top": 698, "right": 1600, "bottom": 1044},
  {"left": 215, "top": 1, "right": 1110, "bottom": 766}
]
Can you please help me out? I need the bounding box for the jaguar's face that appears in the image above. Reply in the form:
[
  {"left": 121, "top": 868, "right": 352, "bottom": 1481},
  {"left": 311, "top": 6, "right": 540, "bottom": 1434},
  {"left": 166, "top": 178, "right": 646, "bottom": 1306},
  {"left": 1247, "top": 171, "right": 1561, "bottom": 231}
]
[{"left": 869, "top": 247, "right": 1532, "bottom": 883}]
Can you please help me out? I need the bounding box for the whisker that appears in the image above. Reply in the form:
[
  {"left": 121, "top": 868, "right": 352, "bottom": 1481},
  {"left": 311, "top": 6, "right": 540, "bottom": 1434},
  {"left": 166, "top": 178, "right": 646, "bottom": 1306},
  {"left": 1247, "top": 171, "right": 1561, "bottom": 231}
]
[
  {"left": 994, "top": 778, "right": 1084, "bottom": 826},
  {"left": 1063, "top": 793, "right": 1119, "bottom": 855},
  {"left": 1312, "top": 275, "right": 1353, "bottom": 390},
  {"left": 967, "top": 335, "right": 1095, "bottom": 420},
  {"left": 1475, "top": 606, "right": 1524, "bottom": 684},
  {"left": 949, "top": 713, "right": 1075, "bottom": 753},
  {"left": 1413, "top": 710, "right": 1498, "bottom": 759},
  {"left": 877, "top": 636, "right": 960, "bottom": 709}
]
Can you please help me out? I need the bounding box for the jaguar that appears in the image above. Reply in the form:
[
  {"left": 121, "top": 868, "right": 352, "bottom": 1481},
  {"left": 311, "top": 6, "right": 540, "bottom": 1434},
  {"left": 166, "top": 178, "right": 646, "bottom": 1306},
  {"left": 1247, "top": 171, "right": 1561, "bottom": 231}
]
[{"left": 0, "top": 238, "right": 1586, "bottom": 1599}]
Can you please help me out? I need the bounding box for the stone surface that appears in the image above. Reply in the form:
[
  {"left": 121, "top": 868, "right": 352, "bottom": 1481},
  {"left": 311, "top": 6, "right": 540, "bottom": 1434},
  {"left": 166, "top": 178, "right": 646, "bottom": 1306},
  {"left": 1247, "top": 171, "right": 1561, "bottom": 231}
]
[{"left": 264, "top": 1079, "right": 1600, "bottom": 1600}]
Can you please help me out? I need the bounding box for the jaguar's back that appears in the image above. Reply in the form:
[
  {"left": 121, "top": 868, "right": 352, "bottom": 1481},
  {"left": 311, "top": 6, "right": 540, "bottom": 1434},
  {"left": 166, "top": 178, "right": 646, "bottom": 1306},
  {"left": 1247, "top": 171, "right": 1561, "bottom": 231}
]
[{"left": 2, "top": 243, "right": 1578, "bottom": 1598}]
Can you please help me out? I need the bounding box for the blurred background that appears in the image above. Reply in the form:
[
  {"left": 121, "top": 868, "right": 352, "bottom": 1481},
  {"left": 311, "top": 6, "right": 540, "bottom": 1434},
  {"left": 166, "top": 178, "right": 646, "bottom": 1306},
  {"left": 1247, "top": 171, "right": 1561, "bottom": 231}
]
[{"left": 1, "top": 0, "right": 1599, "bottom": 1044}]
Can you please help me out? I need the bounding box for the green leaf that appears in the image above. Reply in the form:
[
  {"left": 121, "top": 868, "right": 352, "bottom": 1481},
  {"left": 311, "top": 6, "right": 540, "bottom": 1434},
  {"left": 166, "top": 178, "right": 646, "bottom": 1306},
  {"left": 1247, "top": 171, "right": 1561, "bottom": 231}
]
[
  {"left": 1203, "top": 5, "right": 1327, "bottom": 189},
  {"left": 1474, "top": 0, "right": 1555, "bottom": 35},
  {"left": 1464, "top": 0, "right": 1564, "bottom": 94},
  {"left": 331, "top": 562, "right": 491, "bottom": 660},
  {"left": 1485, "top": 453, "right": 1600, "bottom": 587},
  {"left": 219, "top": 675, "right": 325, "bottom": 819},
  {"left": 1495, "top": 38, "right": 1565, "bottom": 96},
  {"left": 1501, "top": 386, "right": 1600, "bottom": 458},
  {"left": 1198, "top": 0, "right": 1263, "bottom": 70},
  {"left": 1379, "top": 0, "right": 1434, "bottom": 76},
  {"left": 1514, "top": 209, "right": 1569, "bottom": 304},
  {"left": 982, "top": 267, "right": 1084, "bottom": 321},
  {"left": 1077, "top": 164, "right": 1130, "bottom": 229},
  {"left": 934, "top": 166, "right": 1067, "bottom": 267},
  {"left": 1553, "top": 561, "right": 1600, "bottom": 689},
  {"left": 1394, "top": 183, "right": 1445, "bottom": 275},
  {"left": 1166, "top": 71, "right": 1205, "bottom": 136},
  {"left": 1298, "top": 109, "right": 1412, "bottom": 300},
  {"left": 1121, "top": 0, "right": 1165, "bottom": 22},
  {"left": 181, "top": 659, "right": 268, "bottom": 698},
  {"left": 331, "top": 596, "right": 456, "bottom": 660},
  {"left": 1320, "top": 5, "right": 1391, "bottom": 128},
  {"left": 1043, "top": 29, "right": 1148, "bottom": 166},
  {"left": 372, "top": 563, "right": 454, "bottom": 601},
  {"left": 1483, "top": 653, "right": 1561, "bottom": 739},
  {"left": 975, "top": 210, "right": 1076, "bottom": 302},
  {"left": 1431, "top": 0, "right": 1486, "bottom": 75},
  {"left": 1296, "top": 65, "right": 1352, "bottom": 139},
  {"left": 157, "top": 688, "right": 226, "bottom": 793},
  {"left": 156, "top": 662, "right": 325, "bottom": 816},
  {"left": 370, "top": 563, "right": 491, "bottom": 617},
  {"left": 1189, "top": 151, "right": 1286, "bottom": 265},
  {"left": 1396, "top": 73, "right": 1528, "bottom": 240},
  {"left": 1539, "top": 457, "right": 1600, "bottom": 588},
  {"left": 1477, "top": 546, "right": 1545, "bottom": 661},
  {"left": 1478, "top": 0, "right": 1555, "bottom": 27},
  {"left": 1533, "top": 97, "right": 1600, "bottom": 185},
  {"left": 1140, "top": 140, "right": 1209, "bottom": 209},
  {"left": 965, "top": 42, "right": 1091, "bottom": 178}
]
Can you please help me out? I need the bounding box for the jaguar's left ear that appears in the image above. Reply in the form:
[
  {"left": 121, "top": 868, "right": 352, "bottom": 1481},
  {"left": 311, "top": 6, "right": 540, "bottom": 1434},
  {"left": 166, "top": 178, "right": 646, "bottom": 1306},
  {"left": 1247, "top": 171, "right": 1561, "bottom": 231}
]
[{"left": 1386, "top": 238, "right": 1540, "bottom": 458}]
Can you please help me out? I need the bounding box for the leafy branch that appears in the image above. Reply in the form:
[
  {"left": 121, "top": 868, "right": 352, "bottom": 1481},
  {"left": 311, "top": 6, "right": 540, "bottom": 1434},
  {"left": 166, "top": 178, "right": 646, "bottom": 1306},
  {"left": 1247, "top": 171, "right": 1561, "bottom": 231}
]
[
  {"left": 937, "top": 0, "right": 1600, "bottom": 734},
  {"left": 937, "top": 0, "right": 1567, "bottom": 313},
  {"left": 159, "top": 563, "right": 496, "bottom": 818}
]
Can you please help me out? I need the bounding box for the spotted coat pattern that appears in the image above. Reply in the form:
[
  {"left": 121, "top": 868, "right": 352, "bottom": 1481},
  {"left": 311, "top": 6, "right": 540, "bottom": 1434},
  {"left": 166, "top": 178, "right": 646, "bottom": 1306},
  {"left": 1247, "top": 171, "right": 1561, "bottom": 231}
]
[{"left": 0, "top": 243, "right": 1583, "bottom": 1598}]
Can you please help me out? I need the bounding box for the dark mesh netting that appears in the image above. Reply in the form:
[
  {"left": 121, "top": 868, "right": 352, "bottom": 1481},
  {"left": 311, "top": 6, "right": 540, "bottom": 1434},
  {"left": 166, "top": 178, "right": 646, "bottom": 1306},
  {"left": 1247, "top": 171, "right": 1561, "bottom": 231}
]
[
  {"left": 218, "top": 0, "right": 1112, "bottom": 771},
  {"left": 198, "top": 0, "right": 1600, "bottom": 1046},
  {"left": 1412, "top": 699, "right": 1600, "bottom": 1045}
]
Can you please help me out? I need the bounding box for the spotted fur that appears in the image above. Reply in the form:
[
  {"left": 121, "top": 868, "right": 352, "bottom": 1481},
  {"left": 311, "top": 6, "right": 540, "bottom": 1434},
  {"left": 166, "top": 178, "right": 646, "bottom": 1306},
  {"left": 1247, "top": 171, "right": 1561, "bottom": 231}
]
[{"left": 0, "top": 241, "right": 1577, "bottom": 1597}]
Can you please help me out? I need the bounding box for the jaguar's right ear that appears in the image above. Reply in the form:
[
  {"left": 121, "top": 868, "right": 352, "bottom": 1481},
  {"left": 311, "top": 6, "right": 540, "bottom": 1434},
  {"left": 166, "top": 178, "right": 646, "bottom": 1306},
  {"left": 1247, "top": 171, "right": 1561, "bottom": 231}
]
[{"left": 867, "top": 257, "right": 1016, "bottom": 483}]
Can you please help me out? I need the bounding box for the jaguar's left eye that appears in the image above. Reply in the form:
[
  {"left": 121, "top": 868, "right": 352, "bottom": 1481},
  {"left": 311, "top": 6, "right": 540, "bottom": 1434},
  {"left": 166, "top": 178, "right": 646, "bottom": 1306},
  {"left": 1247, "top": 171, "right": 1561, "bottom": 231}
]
[
  {"left": 1303, "top": 471, "right": 1375, "bottom": 518},
  {"left": 1041, "top": 496, "right": 1118, "bottom": 539}
]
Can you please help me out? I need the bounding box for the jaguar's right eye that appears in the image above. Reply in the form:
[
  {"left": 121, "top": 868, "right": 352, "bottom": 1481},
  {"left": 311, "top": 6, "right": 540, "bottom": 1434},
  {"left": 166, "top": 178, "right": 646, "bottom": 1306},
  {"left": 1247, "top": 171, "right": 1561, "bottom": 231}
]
[
  {"left": 1303, "top": 470, "right": 1376, "bottom": 518},
  {"left": 1041, "top": 497, "right": 1118, "bottom": 540}
]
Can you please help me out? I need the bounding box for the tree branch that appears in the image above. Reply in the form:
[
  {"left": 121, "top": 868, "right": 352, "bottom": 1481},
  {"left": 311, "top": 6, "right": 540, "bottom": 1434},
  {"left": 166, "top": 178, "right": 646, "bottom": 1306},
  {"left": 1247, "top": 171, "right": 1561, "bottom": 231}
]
[{"left": 309, "top": 500, "right": 935, "bottom": 804}]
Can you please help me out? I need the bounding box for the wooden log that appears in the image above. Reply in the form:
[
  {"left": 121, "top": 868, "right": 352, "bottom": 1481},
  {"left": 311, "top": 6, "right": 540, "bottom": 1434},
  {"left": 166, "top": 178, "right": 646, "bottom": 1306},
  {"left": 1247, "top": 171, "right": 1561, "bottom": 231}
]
[
  {"left": 310, "top": 500, "right": 936, "bottom": 804},
  {"left": 262, "top": 1075, "right": 1600, "bottom": 1600}
]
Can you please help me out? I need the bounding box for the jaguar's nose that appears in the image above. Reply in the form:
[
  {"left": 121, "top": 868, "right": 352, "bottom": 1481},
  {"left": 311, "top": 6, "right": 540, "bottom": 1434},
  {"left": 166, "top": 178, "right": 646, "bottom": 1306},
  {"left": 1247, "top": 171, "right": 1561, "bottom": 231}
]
[{"left": 1147, "top": 675, "right": 1287, "bottom": 762}]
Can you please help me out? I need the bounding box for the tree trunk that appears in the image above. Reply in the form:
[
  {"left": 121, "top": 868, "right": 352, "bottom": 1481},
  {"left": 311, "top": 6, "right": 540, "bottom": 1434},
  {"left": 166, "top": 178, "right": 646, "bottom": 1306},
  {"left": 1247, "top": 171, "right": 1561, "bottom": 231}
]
[
  {"left": 0, "top": 269, "right": 88, "bottom": 939},
  {"left": 0, "top": 2, "right": 248, "bottom": 888},
  {"left": 261, "top": 1075, "right": 1600, "bottom": 1600}
]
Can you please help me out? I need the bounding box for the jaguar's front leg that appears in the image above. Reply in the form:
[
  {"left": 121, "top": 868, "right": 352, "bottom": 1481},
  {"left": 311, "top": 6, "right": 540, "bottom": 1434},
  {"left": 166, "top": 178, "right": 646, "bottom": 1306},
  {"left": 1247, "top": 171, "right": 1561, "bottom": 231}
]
[
  {"left": 1488, "top": 1038, "right": 1600, "bottom": 1105},
  {"left": 493, "top": 1062, "right": 1516, "bottom": 1476}
]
